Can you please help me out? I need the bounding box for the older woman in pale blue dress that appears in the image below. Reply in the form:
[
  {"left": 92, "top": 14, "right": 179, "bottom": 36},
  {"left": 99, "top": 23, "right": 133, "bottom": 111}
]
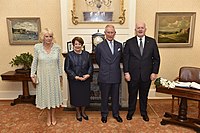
[{"left": 30, "top": 28, "right": 63, "bottom": 126}]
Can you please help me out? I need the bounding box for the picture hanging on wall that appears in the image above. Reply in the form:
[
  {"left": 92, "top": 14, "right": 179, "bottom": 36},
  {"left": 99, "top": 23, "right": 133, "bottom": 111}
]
[
  {"left": 6, "top": 17, "right": 41, "bottom": 45},
  {"left": 66, "top": 41, "right": 73, "bottom": 52},
  {"left": 154, "top": 12, "right": 196, "bottom": 48}
]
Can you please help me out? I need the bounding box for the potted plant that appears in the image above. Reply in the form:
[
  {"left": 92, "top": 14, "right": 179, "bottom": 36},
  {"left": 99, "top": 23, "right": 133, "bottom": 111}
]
[{"left": 9, "top": 52, "right": 33, "bottom": 73}]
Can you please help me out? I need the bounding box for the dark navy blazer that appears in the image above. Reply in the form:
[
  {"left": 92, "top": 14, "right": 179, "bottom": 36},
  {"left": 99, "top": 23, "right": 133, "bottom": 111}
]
[
  {"left": 123, "top": 36, "right": 160, "bottom": 82},
  {"left": 95, "top": 40, "right": 122, "bottom": 83}
]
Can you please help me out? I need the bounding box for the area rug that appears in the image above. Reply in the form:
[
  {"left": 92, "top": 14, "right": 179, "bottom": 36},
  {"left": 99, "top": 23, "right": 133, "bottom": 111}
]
[
  {"left": 0, "top": 100, "right": 196, "bottom": 133},
  {"left": 63, "top": 102, "right": 158, "bottom": 118}
]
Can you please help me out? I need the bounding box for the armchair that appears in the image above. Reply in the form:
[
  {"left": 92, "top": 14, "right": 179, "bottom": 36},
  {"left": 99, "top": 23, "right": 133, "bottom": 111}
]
[{"left": 172, "top": 66, "right": 200, "bottom": 118}]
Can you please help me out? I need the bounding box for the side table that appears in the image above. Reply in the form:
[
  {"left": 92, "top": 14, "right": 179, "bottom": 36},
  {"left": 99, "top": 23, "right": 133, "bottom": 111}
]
[{"left": 1, "top": 71, "right": 35, "bottom": 106}]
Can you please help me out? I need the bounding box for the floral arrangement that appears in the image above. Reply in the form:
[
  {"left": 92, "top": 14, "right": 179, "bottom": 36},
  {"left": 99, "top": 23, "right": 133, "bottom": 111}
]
[{"left": 154, "top": 77, "right": 175, "bottom": 88}]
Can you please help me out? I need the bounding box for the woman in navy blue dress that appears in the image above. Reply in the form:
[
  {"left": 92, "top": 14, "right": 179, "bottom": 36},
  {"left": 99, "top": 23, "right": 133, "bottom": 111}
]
[{"left": 64, "top": 37, "right": 93, "bottom": 121}]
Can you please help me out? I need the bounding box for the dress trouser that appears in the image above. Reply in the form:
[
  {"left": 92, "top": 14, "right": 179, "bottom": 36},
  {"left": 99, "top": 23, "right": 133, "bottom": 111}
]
[
  {"left": 128, "top": 77, "right": 151, "bottom": 116},
  {"left": 99, "top": 82, "right": 120, "bottom": 117}
]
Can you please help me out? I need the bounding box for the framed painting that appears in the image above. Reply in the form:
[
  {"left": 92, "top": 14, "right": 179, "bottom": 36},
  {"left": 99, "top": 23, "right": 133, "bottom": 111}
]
[
  {"left": 6, "top": 17, "right": 41, "bottom": 45},
  {"left": 154, "top": 12, "right": 196, "bottom": 48},
  {"left": 71, "top": 0, "right": 126, "bottom": 25}
]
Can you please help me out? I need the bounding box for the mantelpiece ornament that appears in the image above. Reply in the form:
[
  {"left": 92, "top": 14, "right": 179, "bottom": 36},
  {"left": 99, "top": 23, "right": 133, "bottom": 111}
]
[{"left": 71, "top": 0, "right": 126, "bottom": 25}]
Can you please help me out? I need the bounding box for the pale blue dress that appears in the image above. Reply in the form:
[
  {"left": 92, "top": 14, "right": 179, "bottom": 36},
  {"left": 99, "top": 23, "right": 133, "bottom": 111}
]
[{"left": 31, "top": 43, "right": 63, "bottom": 109}]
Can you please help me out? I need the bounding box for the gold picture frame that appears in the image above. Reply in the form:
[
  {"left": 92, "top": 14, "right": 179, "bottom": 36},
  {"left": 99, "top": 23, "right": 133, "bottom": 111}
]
[
  {"left": 154, "top": 12, "right": 196, "bottom": 48},
  {"left": 6, "top": 17, "right": 41, "bottom": 45},
  {"left": 71, "top": 0, "right": 126, "bottom": 25}
]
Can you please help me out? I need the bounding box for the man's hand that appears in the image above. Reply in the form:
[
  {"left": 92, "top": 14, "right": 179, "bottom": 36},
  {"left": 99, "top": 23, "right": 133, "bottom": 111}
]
[
  {"left": 124, "top": 72, "right": 131, "bottom": 81},
  {"left": 150, "top": 73, "right": 158, "bottom": 81}
]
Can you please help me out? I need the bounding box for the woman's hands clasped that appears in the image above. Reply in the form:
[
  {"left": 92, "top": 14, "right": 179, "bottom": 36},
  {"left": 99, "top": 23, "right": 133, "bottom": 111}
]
[{"left": 75, "top": 74, "right": 90, "bottom": 81}]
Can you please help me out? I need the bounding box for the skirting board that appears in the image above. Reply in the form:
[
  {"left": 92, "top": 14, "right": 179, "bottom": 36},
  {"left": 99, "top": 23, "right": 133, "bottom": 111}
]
[
  {"left": 0, "top": 90, "right": 36, "bottom": 100},
  {"left": 0, "top": 89, "right": 171, "bottom": 102}
]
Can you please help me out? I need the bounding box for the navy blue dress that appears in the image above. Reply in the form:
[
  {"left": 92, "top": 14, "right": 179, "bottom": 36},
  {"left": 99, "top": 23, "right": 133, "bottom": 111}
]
[{"left": 64, "top": 51, "right": 93, "bottom": 106}]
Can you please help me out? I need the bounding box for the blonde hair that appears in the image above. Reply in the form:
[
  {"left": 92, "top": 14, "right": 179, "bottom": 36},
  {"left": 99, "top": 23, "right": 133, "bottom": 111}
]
[{"left": 39, "top": 28, "right": 56, "bottom": 43}]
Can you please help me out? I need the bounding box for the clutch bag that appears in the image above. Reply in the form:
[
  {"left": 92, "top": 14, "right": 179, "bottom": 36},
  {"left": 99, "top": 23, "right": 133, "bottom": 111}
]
[{"left": 35, "top": 75, "right": 39, "bottom": 84}]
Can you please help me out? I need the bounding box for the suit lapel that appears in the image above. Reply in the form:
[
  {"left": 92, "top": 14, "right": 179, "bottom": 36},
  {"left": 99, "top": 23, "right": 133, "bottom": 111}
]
[
  {"left": 102, "top": 40, "right": 113, "bottom": 59},
  {"left": 104, "top": 40, "right": 122, "bottom": 63},
  {"left": 103, "top": 40, "right": 112, "bottom": 62},
  {"left": 112, "top": 41, "right": 121, "bottom": 60},
  {"left": 132, "top": 37, "right": 141, "bottom": 58},
  {"left": 134, "top": 36, "right": 150, "bottom": 58},
  {"left": 143, "top": 36, "right": 150, "bottom": 57}
]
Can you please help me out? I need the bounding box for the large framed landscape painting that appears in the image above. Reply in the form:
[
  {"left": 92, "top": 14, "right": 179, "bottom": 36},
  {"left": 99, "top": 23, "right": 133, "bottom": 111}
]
[
  {"left": 154, "top": 12, "right": 196, "bottom": 48},
  {"left": 6, "top": 17, "right": 41, "bottom": 45}
]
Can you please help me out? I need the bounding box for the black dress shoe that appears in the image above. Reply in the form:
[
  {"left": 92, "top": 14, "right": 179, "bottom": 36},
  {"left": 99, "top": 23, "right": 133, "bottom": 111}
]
[
  {"left": 114, "top": 116, "right": 123, "bottom": 123},
  {"left": 76, "top": 113, "right": 82, "bottom": 122},
  {"left": 142, "top": 115, "right": 149, "bottom": 122},
  {"left": 126, "top": 113, "right": 133, "bottom": 120},
  {"left": 101, "top": 117, "right": 107, "bottom": 123},
  {"left": 82, "top": 113, "right": 89, "bottom": 120}
]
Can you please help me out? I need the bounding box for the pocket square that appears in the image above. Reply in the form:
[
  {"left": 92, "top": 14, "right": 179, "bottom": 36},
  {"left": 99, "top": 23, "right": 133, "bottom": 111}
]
[{"left": 118, "top": 48, "right": 121, "bottom": 51}]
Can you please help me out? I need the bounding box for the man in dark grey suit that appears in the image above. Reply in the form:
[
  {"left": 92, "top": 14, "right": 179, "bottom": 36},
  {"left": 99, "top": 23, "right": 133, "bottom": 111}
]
[
  {"left": 123, "top": 22, "right": 160, "bottom": 122},
  {"left": 95, "top": 25, "right": 123, "bottom": 123}
]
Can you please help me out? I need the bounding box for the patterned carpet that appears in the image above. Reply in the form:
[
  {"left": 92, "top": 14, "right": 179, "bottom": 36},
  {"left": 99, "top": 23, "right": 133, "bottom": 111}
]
[{"left": 0, "top": 100, "right": 198, "bottom": 133}]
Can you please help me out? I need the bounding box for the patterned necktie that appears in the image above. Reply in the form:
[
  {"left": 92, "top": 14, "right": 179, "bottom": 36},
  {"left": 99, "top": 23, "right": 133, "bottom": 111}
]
[
  {"left": 110, "top": 41, "right": 114, "bottom": 54},
  {"left": 139, "top": 38, "right": 143, "bottom": 56}
]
